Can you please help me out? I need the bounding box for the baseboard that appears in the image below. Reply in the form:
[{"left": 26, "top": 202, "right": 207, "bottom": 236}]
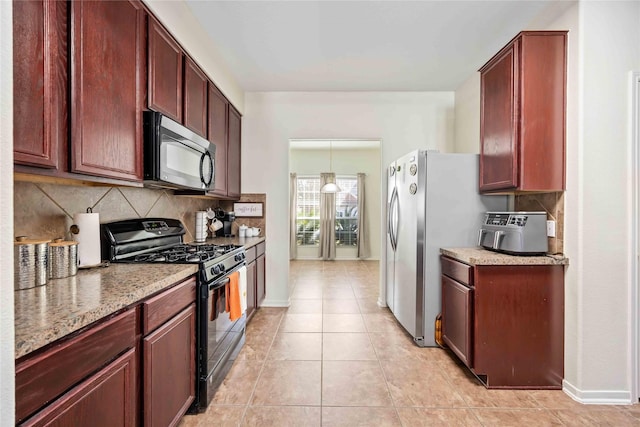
[
  {"left": 259, "top": 298, "right": 291, "bottom": 308},
  {"left": 563, "top": 379, "right": 633, "bottom": 404}
]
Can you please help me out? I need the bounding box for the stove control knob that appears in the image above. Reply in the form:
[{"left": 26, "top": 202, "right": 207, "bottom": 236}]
[
  {"left": 211, "top": 265, "right": 221, "bottom": 275},
  {"left": 235, "top": 253, "right": 245, "bottom": 262},
  {"left": 219, "top": 264, "right": 226, "bottom": 273}
]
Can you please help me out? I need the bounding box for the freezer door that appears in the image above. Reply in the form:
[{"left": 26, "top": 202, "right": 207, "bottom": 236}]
[
  {"left": 392, "top": 151, "right": 422, "bottom": 338},
  {"left": 385, "top": 162, "right": 397, "bottom": 310}
]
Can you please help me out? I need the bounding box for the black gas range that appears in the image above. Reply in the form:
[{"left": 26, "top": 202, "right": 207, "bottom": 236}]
[{"left": 101, "top": 218, "right": 247, "bottom": 413}]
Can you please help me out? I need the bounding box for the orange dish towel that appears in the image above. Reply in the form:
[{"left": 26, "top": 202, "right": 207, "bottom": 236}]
[{"left": 226, "top": 271, "right": 242, "bottom": 321}]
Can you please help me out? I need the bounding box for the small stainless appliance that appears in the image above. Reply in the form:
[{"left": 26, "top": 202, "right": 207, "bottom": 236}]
[
  {"left": 143, "top": 111, "right": 215, "bottom": 191},
  {"left": 101, "top": 218, "right": 246, "bottom": 413},
  {"left": 478, "top": 211, "right": 548, "bottom": 255}
]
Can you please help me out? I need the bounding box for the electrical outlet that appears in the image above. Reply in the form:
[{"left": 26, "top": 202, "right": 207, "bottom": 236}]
[{"left": 546, "top": 220, "right": 556, "bottom": 238}]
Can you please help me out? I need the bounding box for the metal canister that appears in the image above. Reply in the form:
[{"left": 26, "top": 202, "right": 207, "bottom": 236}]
[
  {"left": 48, "top": 239, "right": 79, "bottom": 279},
  {"left": 14, "top": 237, "right": 49, "bottom": 290}
]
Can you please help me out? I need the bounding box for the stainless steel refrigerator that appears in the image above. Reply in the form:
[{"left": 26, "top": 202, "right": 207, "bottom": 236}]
[{"left": 386, "top": 150, "right": 507, "bottom": 347}]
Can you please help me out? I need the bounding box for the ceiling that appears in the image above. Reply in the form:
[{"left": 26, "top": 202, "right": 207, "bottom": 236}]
[{"left": 185, "top": 0, "right": 563, "bottom": 92}]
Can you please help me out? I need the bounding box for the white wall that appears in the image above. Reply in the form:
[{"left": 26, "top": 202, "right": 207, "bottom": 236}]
[
  {"left": 454, "top": 73, "right": 481, "bottom": 154},
  {"left": 290, "top": 147, "right": 382, "bottom": 260},
  {"left": 143, "top": 0, "right": 244, "bottom": 112},
  {"left": 242, "top": 92, "right": 455, "bottom": 307},
  {"left": 1, "top": 0, "right": 16, "bottom": 422}
]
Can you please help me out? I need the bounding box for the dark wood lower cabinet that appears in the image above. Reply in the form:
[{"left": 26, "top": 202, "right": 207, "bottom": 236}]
[
  {"left": 441, "top": 256, "right": 564, "bottom": 389},
  {"left": 143, "top": 304, "right": 196, "bottom": 427},
  {"left": 22, "top": 349, "right": 137, "bottom": 427},
  {"left": 246, "top": 258, "right": 257, "bottom": 319},
  {"left": 256, "top": 242, "right": 266, "bottom": 306},
  {"left": 16, "top": 276, "right": 198, "bottom": 426},
  {"left": 441, "top": 275, "right": 473, "bottom": 368}
]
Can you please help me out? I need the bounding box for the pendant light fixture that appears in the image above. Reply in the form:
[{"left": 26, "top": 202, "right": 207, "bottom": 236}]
[{"left": 320, "top": 141, "right": 341, "bottom": 193}]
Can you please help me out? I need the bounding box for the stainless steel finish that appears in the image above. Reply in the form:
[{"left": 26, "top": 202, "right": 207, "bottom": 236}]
[
  {"left": 14, "top": 238, "right": 49, "bottom": 290},
  {"left": 48, "top": 240, "right": 78, "bottom": 279},
  {"left": 479, "top": 211, "right": 548, "bottom": 254},
  {"left": 385, "top": 151, "right": 508, "bottom": 347}
]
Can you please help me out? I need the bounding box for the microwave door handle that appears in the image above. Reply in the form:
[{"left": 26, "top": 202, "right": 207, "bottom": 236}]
[{"left": 200, "top": 152, "right": 213, "bottom": 187}]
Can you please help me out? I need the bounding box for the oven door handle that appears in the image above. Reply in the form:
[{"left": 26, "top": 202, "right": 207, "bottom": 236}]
[{"left": 207, "top": 262, "right": 246, "bottom": 292}]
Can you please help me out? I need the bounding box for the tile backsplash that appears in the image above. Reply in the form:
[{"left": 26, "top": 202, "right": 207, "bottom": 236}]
[
  {"left": 514, "top": 192, "right": 564, "bottom": 254},
  {"left": 220, "top": 193, "right": 267, "bottom": 237},
  {"left": 13, "top": 181, "right": 220, "bottom": 243}
]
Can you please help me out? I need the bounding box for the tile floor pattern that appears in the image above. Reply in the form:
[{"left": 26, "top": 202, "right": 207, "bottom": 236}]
[{"left": 180, "top": 260, "right": 640, "bottom": 426}]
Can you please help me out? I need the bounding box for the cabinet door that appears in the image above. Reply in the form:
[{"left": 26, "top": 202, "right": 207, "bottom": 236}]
[
  {"left": 183, "top": 58, "right": 208, "bottom": 138},
  {"left": 13, "top": 0, "right": 67, "bottom": 169},
  {"left": 441, "top": 275, "right": 473, "bottom": 368},
  {"left": 143, "top": 304, "right": 196, "bottom": 427},
  {"left": 479, "top": 43, "right": 518, "bottom": 192},
  {"left": 246, "top": 261, "right": 256, "bottom": 318},
  {"left": 208, "top": 85, "right": 228, "bottom": 196},
  {"left": 22, "top": 348, "right": 137, "bottom": 427},
  {"left": 256, "top": 254, "right": 265, "bottom": 306},
  {"left": 70, "top": 0, "right": 144, "bottom": 181},
  {"left": 148, "top": 19, "right": 183, "bottom": 122},
  {"left": 227, "top": 106, "right": 242, "bottom": 199}
]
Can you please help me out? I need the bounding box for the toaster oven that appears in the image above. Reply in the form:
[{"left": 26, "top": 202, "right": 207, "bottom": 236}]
[{"left": 478, "top": 212, "right": 548, "bottom": 255}]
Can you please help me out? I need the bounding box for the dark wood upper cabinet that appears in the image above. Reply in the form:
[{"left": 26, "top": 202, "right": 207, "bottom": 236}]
[
  {"left": 148, "top": 18, "right": 183, "bottom": 123},
  {"left": 227, "top": 106, "right": 242, "bottom": 199},
  {"left": 13, "top": 0, "right": 67, "bottom": 169},
  {"left": 208, "top": 85, "right": 228, "bottom": 196},
  {"left": 183, "top": 58, "right": 208, "bottom": 138},
  {"left": 479, "top": 31, "right": 567, "bottom": 193},
  {"left": 70, "top": 0, "right": 145, "bottom": 181}
]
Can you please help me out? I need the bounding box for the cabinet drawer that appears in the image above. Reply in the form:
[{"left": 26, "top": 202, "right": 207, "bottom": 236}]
[
  {"left": 256, "top": 241, "right": 265, "bottom": 257},
  {"left": 142, "top": 276, "right": 196, "bottom": 335},
  {"left": 245, "top": 246, "right": 257, "bottom": 264},
  {"left": 441, "top": 256, "right": 473, "bottom": 286},
  {"left": 16, "top": 309, "right": 137, "bottom": 423}
]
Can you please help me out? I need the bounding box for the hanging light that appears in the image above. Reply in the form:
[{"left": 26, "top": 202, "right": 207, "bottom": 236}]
[{"left": 320, "top": 141, "right": 341, "bottom": 193}]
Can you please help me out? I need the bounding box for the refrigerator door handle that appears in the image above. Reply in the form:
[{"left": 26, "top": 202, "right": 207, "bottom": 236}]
[{"left": 389, "top": 187, "right": 399, "bottom": 251}]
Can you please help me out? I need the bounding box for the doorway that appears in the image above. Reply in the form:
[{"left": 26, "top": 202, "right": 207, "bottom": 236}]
[{"left": 289, "top": 139, "right": 381, "bottom": 261}]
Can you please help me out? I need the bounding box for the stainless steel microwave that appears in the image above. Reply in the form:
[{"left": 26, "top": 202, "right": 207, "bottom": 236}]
[{"left": 143, "top": 111, "right": 215, "bottom": 191}]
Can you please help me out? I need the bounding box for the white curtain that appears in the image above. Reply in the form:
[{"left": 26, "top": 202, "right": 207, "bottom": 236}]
[
  {"left": 289, "top": 173, "right": 298, "bottom": 260},
  {"left": 318, "top": 172, "right": 336, "bottom": 260},
  {"left": 356, "top": 173, "right": 369, "bottom": 259}
]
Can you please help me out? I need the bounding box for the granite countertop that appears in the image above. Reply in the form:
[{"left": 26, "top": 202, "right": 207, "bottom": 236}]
[
  {"left": 15, "top": 237, "right": 267, "bottom": 360},
  {"left": 14, "top": 263, "right": 198, "bottom": 360},
  {"left": 441, "top": 247, "right": 569, "bottom": 266}
]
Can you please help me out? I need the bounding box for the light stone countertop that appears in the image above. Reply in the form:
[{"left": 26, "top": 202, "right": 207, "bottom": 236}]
[
  {"left": 14, "top": 237, "right": 267, "bottom": 360},
  {"left": 14, "top": 263, "right": 198, "bottom": 360},
  {"left": 440, "top": 247, "right": 569, "bottom": 266}
]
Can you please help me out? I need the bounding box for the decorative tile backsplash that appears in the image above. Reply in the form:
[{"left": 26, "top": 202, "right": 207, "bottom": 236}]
[
  {"left": 220, "top": 193, "right": 267, "bottom": 237},
  {"left": 515, "top": 192, "right": 564, "bottom": 254},
  {"left": 13, "top": 181, "right": 221, "bottom": 243}
]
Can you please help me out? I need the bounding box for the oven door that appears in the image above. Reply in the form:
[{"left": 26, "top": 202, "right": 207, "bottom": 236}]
[
  {"left": 194, "top": 263, "right": 246, "bottom": 411},
  {"left": 206, "top": 266, "right": 246, "bottom": 370}
]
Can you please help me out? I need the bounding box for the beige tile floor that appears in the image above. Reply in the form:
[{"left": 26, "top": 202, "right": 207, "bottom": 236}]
[{"left": 180, "top": 260, "right": 640, "bottom": 426}]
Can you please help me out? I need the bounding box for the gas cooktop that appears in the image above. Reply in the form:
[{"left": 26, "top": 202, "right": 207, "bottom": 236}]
[{"left": 131, "top": 243, "right": 241, "bottom": 264}]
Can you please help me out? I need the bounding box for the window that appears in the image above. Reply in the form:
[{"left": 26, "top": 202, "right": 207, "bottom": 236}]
[
  {"left": 335, "top": 176, "right": 358, "bottom": 246},
  {"left": 296, "top": 177, "right": 320, "bottom": 246},
  {"left": 295, "top": 175, "right": 358, "bottom": 247}
]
